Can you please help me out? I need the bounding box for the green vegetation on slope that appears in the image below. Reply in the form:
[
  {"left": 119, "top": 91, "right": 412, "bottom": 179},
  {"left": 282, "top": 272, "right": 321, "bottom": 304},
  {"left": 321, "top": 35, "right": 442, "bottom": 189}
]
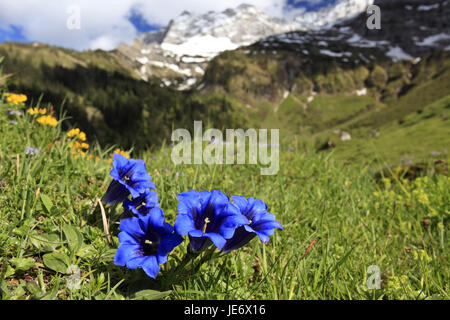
[
  {"left": 333, "top": 94, "right": 450, "bottom": 164},
  {"left": 1, "top": 42, "right": 449, "bottom": 169},
  {"left": 0, "top": 91, "right": 448, "bottom": 299},
  {"left": 200, "top": 49, "right": 450, "bottom": 166},
  {"left": 0, "top": 43, "right": 247, "bottom": 152}
]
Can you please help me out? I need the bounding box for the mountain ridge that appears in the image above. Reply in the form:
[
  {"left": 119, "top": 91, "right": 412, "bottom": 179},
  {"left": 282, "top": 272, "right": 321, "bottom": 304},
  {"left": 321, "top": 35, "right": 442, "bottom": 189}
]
[
  {"left": 0, "top": 0, "right": 448, "bottom": 161},
  {"left": 117, "top": 0, "right": 375, "bottom": 88},
  {"left": 200, "top": 0, "right": 450, "bottom": 99}
]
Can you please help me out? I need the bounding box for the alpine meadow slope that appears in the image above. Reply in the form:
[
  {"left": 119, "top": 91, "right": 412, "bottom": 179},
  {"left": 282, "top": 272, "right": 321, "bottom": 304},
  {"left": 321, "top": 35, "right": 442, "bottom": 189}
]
[
  {"left": 0, "top": 0, "right": 449, "bottom": 301},
  {"left": 0, "top": 85, "right": 448, "bottom": 299}
]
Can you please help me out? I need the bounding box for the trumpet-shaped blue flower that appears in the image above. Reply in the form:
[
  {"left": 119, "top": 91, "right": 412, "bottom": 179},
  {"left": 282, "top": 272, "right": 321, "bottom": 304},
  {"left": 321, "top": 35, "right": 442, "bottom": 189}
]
[
  {"left": 174, "top": 190, "right": 249, "bottom": 252},
  {"left": 123, "top": 190, "right": 159, "bottom": 217},
  {"left": 114, "top": 208, "right": 183, "bottom": 279},
  {"left": 221, "top": 196, "right": 283, "bottom": 253},
  {"left": 103, "top": 153, "right": 155, "bottom": 205}
]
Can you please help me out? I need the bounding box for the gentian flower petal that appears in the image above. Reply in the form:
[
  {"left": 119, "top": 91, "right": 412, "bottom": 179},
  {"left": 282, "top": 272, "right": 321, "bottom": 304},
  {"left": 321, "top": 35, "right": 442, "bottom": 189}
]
[
  {"left": 119, "top": 217, "right": 146, "bottom": 238},
  {"left": 173, "top": 209, "right": 196, "bottom": 236},
  {"left": 114, "top": 208, "right": 183, "bottom": 279},
  {"left": 214, "top": 203, "right": 250, "bottom": 239},
  {"left": 222, "top": 196, "right": 283, "bottom": 253},
  {"left": 157, "top": 227, "right": 183, "bottom": 264},
  {"left": 118, "top": 232, "right": 140, "bottom": 245},
  {"left": 126, "top": 256, "right": 148, "bottom": 269},
  {"left": 114, "top": 244, "right": 141, "bottom": 266},
  {"left": 141, "top": 255, "right": 160, "bottom": 279},
  {"left": 221, "top": 226, "right": 256, "bottom": 253},
  {"left": 139, "top": 207, "right": 165, "bottom": 231},
  {"left": 174, "top": 190, "right": 248, "bottom": 252},
  {"left": 103, "top": 153, "right": 156, "bottom": 205},
  {"left": 230, "top": 195, "right": 248, "bottom": 212},
  {"left": 123, "top": 190, "right": 159, "bottom": 217},
  {"left": 103, "top": 180, "right": 129, "bottom": 205},
  {"left": 201, "top": 232, "right": 227, "bottom": 250}
]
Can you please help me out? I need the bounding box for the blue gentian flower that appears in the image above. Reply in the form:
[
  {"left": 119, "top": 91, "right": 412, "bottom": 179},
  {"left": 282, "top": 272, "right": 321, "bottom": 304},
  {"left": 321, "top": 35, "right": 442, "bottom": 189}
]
[
  {"left": 123, "top": 190, "right": 159, "bottom": 217},
  {"left": 174, "top": 190, "right": 249, "bottom": 252},
  {"left": 221, "top": 196, "right": 283, "bottom": 253},
  {"left": 114, "top": 207, "right": 183, "bottom": 279},
  {"left": 103, "top": 153, "right": 155, "bottom": 205}
]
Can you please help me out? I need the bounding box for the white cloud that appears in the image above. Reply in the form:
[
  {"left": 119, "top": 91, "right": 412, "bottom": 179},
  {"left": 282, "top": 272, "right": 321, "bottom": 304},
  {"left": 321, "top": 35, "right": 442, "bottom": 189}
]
[
  {"left": 133, "top": 0, "right": 286, "bottom": 25},
  {"left": 0, "top": 0, "right": 138, "bottom": 50},
  {"left": 0, "top": 0, "right": 325, "bottom": 51}
]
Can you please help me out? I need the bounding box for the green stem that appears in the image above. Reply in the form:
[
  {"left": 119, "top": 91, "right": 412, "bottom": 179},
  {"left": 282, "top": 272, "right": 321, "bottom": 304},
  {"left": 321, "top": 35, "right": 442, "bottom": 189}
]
[{"left": 171, "top": 246, "right": 200, "bottom": 276}]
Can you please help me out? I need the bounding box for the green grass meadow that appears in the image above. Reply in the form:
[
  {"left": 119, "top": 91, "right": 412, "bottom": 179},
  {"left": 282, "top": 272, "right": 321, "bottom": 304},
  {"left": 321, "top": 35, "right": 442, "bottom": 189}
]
[{"left": 0, "top": 91, "right": 448, "bottom": 300}]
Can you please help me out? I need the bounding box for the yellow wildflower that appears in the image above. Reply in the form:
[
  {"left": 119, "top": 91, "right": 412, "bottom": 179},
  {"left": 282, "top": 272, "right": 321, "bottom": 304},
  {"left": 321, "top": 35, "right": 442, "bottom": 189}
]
[
  {"left": 108, "top": 149, "right": 130, "bottom": 163},
  {"left": 387, "top": 275, "right": 408, "bottom": 291},
  {"left": 67, "top": 128, "right": 80, "bottom": 138},
  {"left": 113, "top": 148, "right": 130, "bottom": 159},
  {"left": 382, "top": 178, "right": 391, "bottom": 189},
  {"left": 67, "top": 128, "right": 87, "bottom": 143},
  {"left": 72, "top": 150, "right": 86, "bottom": 159},
  {"left": 67, "top": 129, "right": 90, "bottom": 159},
  {"left": 413, "top": 189, "right": 430, "bottom": 206},
  {"left": 27, "top": 108, "right": 39, "bottom": 115},
  {"left": 418, "top": 193, "right": 429, "bottom": 206},
  {"left": 412, "top": 249, "right": 432, "bottom": 263},
  {"left": 5, "top": 93, "right": 27, "bottom": 105},
  {"left": 26, "top": 107, "right": 46, "bottom": 115},
  {"left": 36, "top": 115, "right": 58, "bottom": 127},
  {"left": 78, "top": 132, "right": 87, "bottom": 141}
]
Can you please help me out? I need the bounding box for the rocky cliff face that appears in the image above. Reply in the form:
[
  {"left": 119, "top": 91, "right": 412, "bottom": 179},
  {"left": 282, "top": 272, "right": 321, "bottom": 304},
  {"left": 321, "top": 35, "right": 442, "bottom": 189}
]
[
  {"left": 117, "top": 1, "right": 374, "bottom": 89},
  {"left": 293, "top": 0, "right": 374, "bottom": 29},
  {"left": 199, "top": 0, "right": 449, "bottom": 101},
  {"left": 256, "top": 0, "right": 449, "bottom": 65}
]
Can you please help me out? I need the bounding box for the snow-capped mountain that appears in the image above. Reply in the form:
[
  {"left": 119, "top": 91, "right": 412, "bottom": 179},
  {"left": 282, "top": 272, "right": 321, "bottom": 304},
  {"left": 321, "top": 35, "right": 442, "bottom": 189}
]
[
  {"left": 117, "top": 1, "right": 374, "bottom": 88},
  {"left": 257, "top": 0, "right": 449, "bottom": 64},
  {"left": 293, "top": 0, "right": 374, "bottom": 29},
  {"left": 196, "top": 0, "right": 449, "bottom": 101}
]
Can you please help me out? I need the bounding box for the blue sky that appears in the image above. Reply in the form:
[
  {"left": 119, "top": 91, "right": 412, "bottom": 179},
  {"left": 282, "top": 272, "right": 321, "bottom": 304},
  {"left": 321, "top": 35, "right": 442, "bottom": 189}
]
[
  {"left": 287, "top": 0, "right": 338, "bottom": 12},
  {"left": 0, "top": 0, "right": 339, "bottom": 50},
  {"left": 128, "top": 8, "right": 161, "bottom": 33},
  {"left": 0, "top": 25, "right": 27, "bottom": 43}
]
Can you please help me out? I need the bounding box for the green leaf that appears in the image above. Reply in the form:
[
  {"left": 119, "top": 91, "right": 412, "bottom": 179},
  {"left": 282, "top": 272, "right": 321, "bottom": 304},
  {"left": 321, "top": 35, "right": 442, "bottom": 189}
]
[
  {"left": 40, "top": 194, "right": 54, "bottom": 213},
  {"left": 75, "top": 244, "right": 96, "bottom": 259},
  {"left": 40, "top": 281, "right": 60, "bottom": 300},
  {"left": 10, "top": 257, "right": 35, "bottom": 271},
  {"left": 30, "top": 233, "right": 61, "bottom": 252},
  {"left": 62, "top": 225, "right": 84, "bottom": 254},
  {"left": 132, "top": 289, "right": 172, "bottom": 300},
  {"left": 4, "top": 265, "right": 15, "bottom": 278},
  {"left": 25, "top": 281, "right": 41, "bottom": 296},
  {"left": 42, "top": 252, "right": 70, "bottom": 274},
  {"left": 13, "top": 280, "right": 27, "bottom": 299}
]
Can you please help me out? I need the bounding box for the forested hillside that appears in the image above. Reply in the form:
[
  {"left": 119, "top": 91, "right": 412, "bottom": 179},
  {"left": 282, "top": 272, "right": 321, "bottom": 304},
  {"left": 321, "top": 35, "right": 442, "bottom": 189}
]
[{"left": 0, "top": 42, "right": 245, "bottom": 150}]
